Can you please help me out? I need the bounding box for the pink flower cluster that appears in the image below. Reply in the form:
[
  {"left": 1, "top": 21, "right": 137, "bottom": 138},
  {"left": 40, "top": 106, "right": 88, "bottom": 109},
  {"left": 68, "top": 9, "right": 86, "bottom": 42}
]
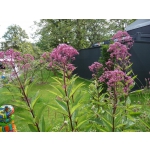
[
  {"left": 105, "top": 59, "right": 114, "bottom": 70},
  {"left": 99, "top": 70, "right": 134, "bottom": 93},
  {"left": 112, "top": 31, "right": 134, "bottom": 48},
  {"left": 108, "top": 42, "right": 131, "bottom": 61},
  {"left": 50, "top": 44, "right": 79, "bottom": 72},
  {"left": 89, "top": 62, "right": 103, "bottom": 73},
  {"left": 0, "top": 49, "right": 34, "bottom": 72},
  {"left": 41, "top": 52, "right": 51, "bottom": 63},
  {"left": 51, "top": 44, "right": 79, "bottom": 64}
]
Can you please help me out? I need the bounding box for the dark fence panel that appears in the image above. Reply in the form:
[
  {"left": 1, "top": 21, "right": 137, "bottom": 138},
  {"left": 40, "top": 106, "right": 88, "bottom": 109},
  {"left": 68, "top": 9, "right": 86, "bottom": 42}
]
[
  {"left": 127, "top": 25, "right": 150, "bottom": 36},
  {"left": 130, "top": 41, "right": 150, "bottom": 90},
  {"left": 73, "top": 47, "right": 101, "bottom": 79}
]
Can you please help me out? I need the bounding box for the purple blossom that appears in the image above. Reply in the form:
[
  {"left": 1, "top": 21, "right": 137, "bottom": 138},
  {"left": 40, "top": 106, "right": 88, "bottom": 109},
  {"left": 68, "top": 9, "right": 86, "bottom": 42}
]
[
  {"left": 66, "top": 64, "right": 76, "bottom": 72},
  {"left": 50, "top": 44, "right": 79, "bottom": 73},
  {"left": 50, "top": 44, "right": 79, "bottom": 65},
  {"left": 108, "top": 42, "right": 131, "bottom": 61},
  {"left": 112, "top": 31, "right": 134, "bottom": 48},
  {"left": 99, "top": 70, "right": 134, "bottom": 94},
  {"left": 89, "top": 62, "right": 103, "bottom": 73}
]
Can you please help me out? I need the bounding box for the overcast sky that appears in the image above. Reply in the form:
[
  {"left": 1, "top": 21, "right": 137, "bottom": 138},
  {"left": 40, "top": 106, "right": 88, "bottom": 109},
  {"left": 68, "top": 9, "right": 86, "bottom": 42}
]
[{"left": 0, "top": 19, "right": 39, "bottom": 43}]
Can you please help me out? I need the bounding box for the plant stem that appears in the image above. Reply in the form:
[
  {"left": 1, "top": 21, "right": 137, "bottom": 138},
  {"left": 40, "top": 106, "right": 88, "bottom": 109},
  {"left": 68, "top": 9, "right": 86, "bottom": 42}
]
[
  {"left": 112, "top": 84, "right": 118, "bottom": 132},
  {"left": 12, "top": 64, "right": 40, "bottom": 132},
  {"left": 63, "top": 65, "right": 74, "bottom": 131}
]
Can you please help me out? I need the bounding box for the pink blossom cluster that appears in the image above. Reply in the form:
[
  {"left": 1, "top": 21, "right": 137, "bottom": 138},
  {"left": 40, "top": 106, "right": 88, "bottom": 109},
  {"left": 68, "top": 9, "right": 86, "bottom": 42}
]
[
  {"left": 112, "top": 31, "right": 134, "bottom": 48},
  {"left": 50, "top": 44, "right": 79, "bottom": 64},
  {"left": 105, "top": 59, "right": 114, "bottom": 70},
  {"left": 50, "top": 44, "right": 79, "bottom": 72},
  {"left": 41, "top": 52, "right": 51, "bottom": 63},
  {"left": 0, "top": 49, "right": 34, "bottom": 72},
  {"left": 108, "top": 42, "right": 131, "bottom": 61},
  {"left": 89, "top": 62, "right": 103, "bottom": 73},
  {"left": 99, "top": 70, "right": 134, "bottom": 94}
]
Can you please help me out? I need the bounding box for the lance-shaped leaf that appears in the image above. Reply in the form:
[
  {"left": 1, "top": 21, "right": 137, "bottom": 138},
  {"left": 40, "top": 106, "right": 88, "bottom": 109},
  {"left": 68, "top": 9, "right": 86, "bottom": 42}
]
[
  {"left": 50, "top": 84, "right": 65, "bottom": 98},
  {"left": 39, "top": 115, "right": 46, "bottom": 132},
  {"left": 51, "top": 77, "right": 62, "bottom": 85},
  {"left": 69, "top": 82, "right": 85, "bottom": 98},
  {"left": 3, "top": 91, "right": 23, "bottom": 97},
  {"left": 28, "top": 124, "right": 38, "bottom": 132},
  {"left": 31, "top": 91, "right": 41, "bottom": 109},
  {"left": 17, "top": 113, "right": 34, "bottom": 124},
  {"left": 36, "top": 103, "right": 47, "bottom": 123},
  {"left": 12, "top": 100, "right": 29, "bottom": 111},
  {"left": 55, "top": 99, "right": 68, "bottom": 113},
  {"left": 47, "top": 103, "right": 68, "bottom": 116},
  {"left": 71, "top": 103, "right": 81, "bottom": 115},
  {"left": 138, "top": 119, "right": 150, "bottom": 130},
  {"left": 100, "top": 116, "right": 113, "bottom": 129}
]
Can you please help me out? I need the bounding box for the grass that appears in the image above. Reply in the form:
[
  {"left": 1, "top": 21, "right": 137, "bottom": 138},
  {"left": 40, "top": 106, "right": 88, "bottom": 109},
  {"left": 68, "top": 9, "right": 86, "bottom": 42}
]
[{"left": 0, "top": 70, "right": 91, "bottom": 132}]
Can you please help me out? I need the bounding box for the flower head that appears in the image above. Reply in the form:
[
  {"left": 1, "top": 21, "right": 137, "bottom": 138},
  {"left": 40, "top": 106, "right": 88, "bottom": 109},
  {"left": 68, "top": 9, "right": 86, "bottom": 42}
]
[
  {"left": 112, "top": 30, "right": 134, "bottom": 48},
  {"left": 89, "top": 62, "right": 103, "bottom": 73},
  {"left": 50, "top": 44, "right": 79, "bottom": 65}
]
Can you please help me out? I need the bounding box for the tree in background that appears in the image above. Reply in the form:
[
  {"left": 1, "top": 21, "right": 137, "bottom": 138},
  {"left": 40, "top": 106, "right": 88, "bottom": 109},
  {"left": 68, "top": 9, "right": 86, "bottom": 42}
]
[
  {"left": 2, "top": 24, "right": 29, "bottom": 50},
  {"left": 108, "top": 19, "right": 136, "bottom": 34},
  {"left": 34, "top": 19, "right": 136, "bottom": 51}
]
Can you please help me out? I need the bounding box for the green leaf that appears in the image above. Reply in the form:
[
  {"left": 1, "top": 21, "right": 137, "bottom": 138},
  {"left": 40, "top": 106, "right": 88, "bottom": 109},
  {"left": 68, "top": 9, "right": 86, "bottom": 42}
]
[
  {"left": 51, "top": 84, "right": 65, "bottom": 97},
  {"left": 41, "top": 116, "right": 46, "bottom": 132},
  {"left": 67, "top": 76, "right": 78, "bottom": 96},
  {"left": 69, "top": 82, "right": 85, "bottom": 98},
  {"left": 99, "top": 127, "right": 108, "bottom": 132},
  {"left": 55, "top": 99, "right": 68, "bottom": 112},
  {"left": 72, "top": 109, "right": 78, "bottom": 122},
  {"left": 46, "top": 125, "right": 53, "bottom": 132},
  {"left": 125, "top": 63, "right": 133, "bottom": 70},
  {"left": 51, "top": 77, "right": 62, "bottom": 85},
  {"left": 28, "top": 124, "right": 38, "bottom": 132},
  {"left": 130, "top": 89, "right": 144, "bottom": 94},
  {"left": 126, "top": 96, "right": 131, "bottom": 105},
  {"left": 75, "top": 114, "right": 88, "bottom": 129},
  {"left": 100, "top": 116, "right": 113, "bottom": 128},
  {"left": 36, "top": 103, "right": 47, "bottom": 123},
  {"left": 115, "top": 123, "right": 125, "bottom": 129},
  {"left": 12, "top": 100, "right": 29, "bottom": 111},
  {"left": 138, "top": 119, "right": 150, "bottom": 130},
  {"left": 47, "top": 90, "right": 58, "bottom": 97},
  {"left": 126, "top": 70, "right": 133, "bottom": 76},
  {"left": 47, "top": 104, "right": 68, "bottom": 116},
  {"left": 31, "top": 91, "right": 41, "bottom": 109},
  {"left": 76, "top": 119, "right": 88, "bottom": 129},
  {"left": 2, "top": 92, "right": 23, "bottom": 97},
  {"left": 17, "top": 113, "right": 34, "bottom": 124},
  {"left": 25, "top": 85, "right": 29, "bottom": 95},
  {"left": 71, "top": 103, "right": 81, "bottom": 115}
]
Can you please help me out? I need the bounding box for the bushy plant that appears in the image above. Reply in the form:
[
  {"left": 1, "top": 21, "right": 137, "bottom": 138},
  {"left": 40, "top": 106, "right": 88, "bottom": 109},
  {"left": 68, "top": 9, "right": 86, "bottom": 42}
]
[
  {"left": 88, "top": 31, "right": 140, "bottom": 131},
  {"left": 0, "top": 49, "right": 47, "bottom": 132}
]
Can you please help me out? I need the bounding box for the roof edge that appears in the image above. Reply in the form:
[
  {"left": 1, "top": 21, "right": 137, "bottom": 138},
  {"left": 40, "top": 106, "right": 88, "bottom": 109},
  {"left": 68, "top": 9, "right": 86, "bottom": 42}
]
[{"left": 125, "top": 21, "right": 150, "bottom": 31}]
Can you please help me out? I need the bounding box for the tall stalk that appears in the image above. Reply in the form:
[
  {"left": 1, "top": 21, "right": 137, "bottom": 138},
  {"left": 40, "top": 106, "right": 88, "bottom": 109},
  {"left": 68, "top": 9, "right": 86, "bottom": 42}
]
[
  {"left": 12, "top": 64, "right": 40, "bottom": 132},
  {"left": 63, "top": 65, "right": 74, "bottom": 131}
]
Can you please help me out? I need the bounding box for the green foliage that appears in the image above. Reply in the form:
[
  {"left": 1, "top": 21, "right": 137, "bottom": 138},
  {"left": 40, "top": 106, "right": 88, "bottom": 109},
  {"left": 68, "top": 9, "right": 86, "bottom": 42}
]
[
  {"left": 2, "top": 24, "right": 29, "bottom": 50},
  {"left": 34, "top": 19, "right": 135, "bottom": 51},
  {"left": 47, "top": 75, "right": 89, "bottom": 131},
  {"left": 98, "top": 44, "right": 111, "bottom": 93}
]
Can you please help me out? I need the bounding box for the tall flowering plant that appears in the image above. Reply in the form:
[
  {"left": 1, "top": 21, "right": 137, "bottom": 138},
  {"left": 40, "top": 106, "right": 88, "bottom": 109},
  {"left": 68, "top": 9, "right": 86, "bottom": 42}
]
[
  {"left": 47, "top": 44, "right": 89, "bottom": 131},
  {"left": 0, "top": 49, "right": 46, "bottom": 132},
  {"left": 88, "top": 31, "right": 138, "bottom": 132}
]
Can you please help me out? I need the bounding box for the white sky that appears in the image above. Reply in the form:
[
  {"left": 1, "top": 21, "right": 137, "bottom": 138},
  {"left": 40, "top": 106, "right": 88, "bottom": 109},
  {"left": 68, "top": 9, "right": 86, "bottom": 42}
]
[{"left": 0, "top": 19, "right": 39, "bottom": 43}]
